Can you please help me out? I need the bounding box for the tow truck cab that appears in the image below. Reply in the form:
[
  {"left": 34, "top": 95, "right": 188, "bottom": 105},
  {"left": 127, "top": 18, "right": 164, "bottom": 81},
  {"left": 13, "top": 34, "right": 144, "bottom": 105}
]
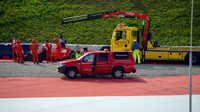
[
  {"left": 111, "top": 24, "right": 139, "bottom": 51},
  {"left": 58, "top": 51, "right": 136, "bottom": 79}
]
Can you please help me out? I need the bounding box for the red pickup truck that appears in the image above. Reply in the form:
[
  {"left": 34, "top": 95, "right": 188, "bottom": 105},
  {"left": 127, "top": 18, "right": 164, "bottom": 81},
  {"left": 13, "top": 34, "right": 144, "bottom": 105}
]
[{"left": 57, "top": 51, "right": 136, "bottom": 79}]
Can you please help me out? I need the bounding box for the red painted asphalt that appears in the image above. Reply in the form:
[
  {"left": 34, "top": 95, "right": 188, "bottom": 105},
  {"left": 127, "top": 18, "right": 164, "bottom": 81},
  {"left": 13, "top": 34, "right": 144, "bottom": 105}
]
[{"left": 0, "top": 75, "right": 199, "bottom": 98}]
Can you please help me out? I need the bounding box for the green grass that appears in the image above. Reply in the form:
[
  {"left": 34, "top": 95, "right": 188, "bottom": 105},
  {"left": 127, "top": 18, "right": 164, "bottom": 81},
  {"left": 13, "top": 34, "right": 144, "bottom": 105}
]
[{"left": 0, "top": 0, "right": 200, "bottom": 46}]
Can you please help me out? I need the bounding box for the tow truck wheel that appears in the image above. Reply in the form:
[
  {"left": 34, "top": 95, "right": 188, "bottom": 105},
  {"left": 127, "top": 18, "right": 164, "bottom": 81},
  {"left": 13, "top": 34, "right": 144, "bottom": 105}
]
[
  {"left": 111, "top": 67, "right": 124, "bottom": 79},
  {"left": 192, "top": 54, "right": 199, "bottom": 65},
  {"left": 185, "top": 53, "right": 200, "bottom": 65},
  {"left": 65, "top": 68, "right": 78, "bottom": 79}
]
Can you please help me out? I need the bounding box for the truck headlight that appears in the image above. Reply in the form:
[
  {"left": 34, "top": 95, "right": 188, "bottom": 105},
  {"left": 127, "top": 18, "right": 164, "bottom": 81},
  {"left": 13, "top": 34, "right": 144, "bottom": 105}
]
[{"left": 58, "top": 63, "right": 64, "bottom": 67}]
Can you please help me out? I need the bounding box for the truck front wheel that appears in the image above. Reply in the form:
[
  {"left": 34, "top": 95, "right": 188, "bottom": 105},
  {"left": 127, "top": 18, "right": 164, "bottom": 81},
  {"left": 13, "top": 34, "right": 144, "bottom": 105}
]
[
  {"left": 111, "top": 67, "right": 124, "bottom": 79},
  {"left": 65, "top": 68, "right": 78, "bottom": 79}
]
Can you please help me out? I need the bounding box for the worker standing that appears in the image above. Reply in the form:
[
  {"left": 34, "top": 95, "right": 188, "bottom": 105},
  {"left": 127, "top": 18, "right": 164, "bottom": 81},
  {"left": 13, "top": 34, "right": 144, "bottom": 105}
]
[
  {"left": 132, "top": 39, "right": 141, "bottom": 64},
  {"left": 30, "top": 39, "right": 39, "bottom": 64},
  {"left": 15, "top": 40, "right": 24, "bottom": 63},
  {"left": 59, "top": 35, "right": 67, "bottom": 47},
  {"left": 12, "top": 36, "right": 18, "bottom": 61},
  {"left": 43, "top": 40, "right": 52, "bottom": 63},
  {"left": 74, "top": 42, "right": 81, "bottom": 58},
  {"left": 54, "top": 38, "right": 62, "bottom": 61}
]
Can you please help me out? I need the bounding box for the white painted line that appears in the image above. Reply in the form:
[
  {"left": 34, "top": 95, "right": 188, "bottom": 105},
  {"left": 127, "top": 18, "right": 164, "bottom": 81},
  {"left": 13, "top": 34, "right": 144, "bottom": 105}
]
[{"left": 0, "top": 95, "right": 199, "bottom": 112}]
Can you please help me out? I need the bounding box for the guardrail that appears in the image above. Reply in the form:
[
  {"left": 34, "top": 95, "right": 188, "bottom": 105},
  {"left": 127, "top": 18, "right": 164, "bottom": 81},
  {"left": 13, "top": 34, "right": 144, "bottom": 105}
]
[{"left": 0, "top": 43, "right": 110, "bottom": 59}]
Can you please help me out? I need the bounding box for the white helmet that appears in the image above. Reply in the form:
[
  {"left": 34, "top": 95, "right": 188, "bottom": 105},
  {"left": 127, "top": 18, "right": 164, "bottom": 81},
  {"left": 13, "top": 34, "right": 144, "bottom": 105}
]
[{"left": 133, "top": 39, "right": 137, "bottom": 42}]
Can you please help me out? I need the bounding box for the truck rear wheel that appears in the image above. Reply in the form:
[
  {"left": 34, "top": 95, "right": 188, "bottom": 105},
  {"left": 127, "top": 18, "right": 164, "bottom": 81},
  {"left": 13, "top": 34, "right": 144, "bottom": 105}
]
[
  {"left": 192, "top": 54, "right": 199, "bottom": 65},
  {"left": 185, "top": 53, "right": 200, "bottom": 65},
  {"left": 65, "top": 68, "right": 78, "bottom": 79},
  {"left": 111, "top": 67, "right": 124, "bottom": 79}
]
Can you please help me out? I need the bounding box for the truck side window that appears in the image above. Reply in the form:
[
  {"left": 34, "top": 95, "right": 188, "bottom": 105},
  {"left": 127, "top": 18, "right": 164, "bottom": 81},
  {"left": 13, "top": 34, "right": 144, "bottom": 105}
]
[
  {"left": 124, "top": 31, "right": 126, "bottom": 39},
  {"left": 116, "top": 31, "right": 126, "bottom": 40},
  {"left": 82, "top": 54, "right": 95, "bottom": 62},
  {"left": 132, "top": 31, "right": 137, "bottom": 37},
  {"left": 116, "top": 31, "right": 122, "bottom": 40},
  {"left": 99, "top": 53, "right": 108, "bottom": 61}
]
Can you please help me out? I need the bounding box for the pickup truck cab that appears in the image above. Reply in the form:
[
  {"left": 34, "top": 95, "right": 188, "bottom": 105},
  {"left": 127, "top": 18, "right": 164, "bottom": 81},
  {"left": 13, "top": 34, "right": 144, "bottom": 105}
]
[{"left": 57, "top": 51, "right": 136, "bottom": 79}]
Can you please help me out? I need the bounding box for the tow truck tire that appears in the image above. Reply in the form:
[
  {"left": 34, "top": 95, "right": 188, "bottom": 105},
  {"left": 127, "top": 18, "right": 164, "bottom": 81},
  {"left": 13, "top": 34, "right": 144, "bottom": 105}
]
[
  {"left": 185, "top": 53, "right": 200, "bottom": 65},
  {"left": 111, "top": 67, "right": 124, "bottom": 79},
  {"left": 65, "top": 68, "right": 78, "bottom": 79},
  {"left": 192, "top": 54, "right": 200, "bottom": 65}
]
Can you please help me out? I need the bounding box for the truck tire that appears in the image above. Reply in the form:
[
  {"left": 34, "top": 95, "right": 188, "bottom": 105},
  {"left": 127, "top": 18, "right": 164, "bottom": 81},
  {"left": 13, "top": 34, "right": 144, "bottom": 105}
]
[
  {"left": 65, "top": 68, "right": 78, "bottom": 79},
  {"left": 111, "top": 67, "right": 124, "bottom": 79},
  {"left": 185, "top": 53, "right": 200, "bottom": 65},
  {"left": 192, "top": 54, "right": 200, "bottom": 65}
]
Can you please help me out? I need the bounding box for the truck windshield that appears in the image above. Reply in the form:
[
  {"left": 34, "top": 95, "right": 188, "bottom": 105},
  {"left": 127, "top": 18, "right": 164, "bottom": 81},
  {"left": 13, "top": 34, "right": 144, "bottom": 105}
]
[
  {"left": 116, "top": 31, "right": 126, "bottom": 40},
  {"left": 77, "top": 53, "right": 88, "bottom": 60}
]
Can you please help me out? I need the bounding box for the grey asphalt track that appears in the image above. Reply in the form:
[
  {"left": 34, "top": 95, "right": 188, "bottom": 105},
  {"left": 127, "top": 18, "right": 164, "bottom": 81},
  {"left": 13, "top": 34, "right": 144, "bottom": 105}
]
[{"left": 0, "top": 62, "right": 200, "bottom": 78}]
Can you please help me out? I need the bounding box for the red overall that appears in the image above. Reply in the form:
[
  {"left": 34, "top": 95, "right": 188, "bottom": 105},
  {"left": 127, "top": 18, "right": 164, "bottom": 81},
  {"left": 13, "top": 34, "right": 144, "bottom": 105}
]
[
  {"left": 56, "top": 42, "right": 62, "bottom": 60},
  {"left": 43, "top": 42, "right": 52, "bottom": 62},
  {"left": 15, "top": 43, "right": 23, "bottom": 62},
  {"left": 30, "top": 43, "right": 39, "bottom": 63},
  {"left": 12, "top": 39, "right": 17, "bottom": 60}
]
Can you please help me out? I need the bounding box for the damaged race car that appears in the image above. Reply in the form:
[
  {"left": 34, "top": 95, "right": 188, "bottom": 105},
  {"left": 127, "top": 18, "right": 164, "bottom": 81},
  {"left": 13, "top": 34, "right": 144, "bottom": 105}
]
[{"left": 23, "top": 44, "right": 75, "bottom": 62}]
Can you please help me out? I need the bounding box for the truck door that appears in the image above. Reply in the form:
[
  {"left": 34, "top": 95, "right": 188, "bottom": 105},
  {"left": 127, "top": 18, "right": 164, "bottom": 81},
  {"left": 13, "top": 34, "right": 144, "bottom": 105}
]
[
  {"left": 80, "top": 54, "right": 95, "bottom": 74},
  {"left": 96, "top": 53, "right": 110, "bottom": 74}
]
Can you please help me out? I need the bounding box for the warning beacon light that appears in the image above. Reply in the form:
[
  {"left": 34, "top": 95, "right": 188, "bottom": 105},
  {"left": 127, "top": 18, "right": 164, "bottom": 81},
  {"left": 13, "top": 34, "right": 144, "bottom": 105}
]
[{"left": 117, "top": 24, "right": 127, "bottom": 28}]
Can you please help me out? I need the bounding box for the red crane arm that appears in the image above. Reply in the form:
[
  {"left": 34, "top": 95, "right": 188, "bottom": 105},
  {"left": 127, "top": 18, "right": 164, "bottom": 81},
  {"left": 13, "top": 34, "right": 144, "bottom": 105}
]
[{"left": 62, "top": 10, "right": 151, "bottom": 48}]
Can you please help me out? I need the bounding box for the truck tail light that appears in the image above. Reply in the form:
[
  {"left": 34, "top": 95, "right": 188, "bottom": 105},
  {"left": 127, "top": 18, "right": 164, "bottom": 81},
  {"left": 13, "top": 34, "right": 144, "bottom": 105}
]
[{"left": 133, "top": 64, "right": 136, "bottom": 68}]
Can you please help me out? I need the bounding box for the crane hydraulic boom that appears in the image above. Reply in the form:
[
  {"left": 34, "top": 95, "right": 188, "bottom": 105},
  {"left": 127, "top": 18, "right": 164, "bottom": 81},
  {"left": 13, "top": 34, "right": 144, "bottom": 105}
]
[{"left": 62, "top": 10, "right": 151, "bottom": 49}]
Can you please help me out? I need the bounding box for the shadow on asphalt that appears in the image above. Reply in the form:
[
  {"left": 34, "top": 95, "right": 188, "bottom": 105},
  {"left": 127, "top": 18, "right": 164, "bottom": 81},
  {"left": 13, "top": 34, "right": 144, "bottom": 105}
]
[
  {"left": 143, "top": 60, "right": 200, "bottom": 65},
  {"left": 60, "top": 76, "right": 147, "bottom": 83}
]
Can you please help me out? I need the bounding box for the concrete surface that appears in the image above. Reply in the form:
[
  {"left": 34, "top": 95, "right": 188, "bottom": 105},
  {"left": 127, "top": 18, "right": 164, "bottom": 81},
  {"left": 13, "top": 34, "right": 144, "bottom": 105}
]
[{"left": 0, "top": 95, "right": 200, "bottom": 112}]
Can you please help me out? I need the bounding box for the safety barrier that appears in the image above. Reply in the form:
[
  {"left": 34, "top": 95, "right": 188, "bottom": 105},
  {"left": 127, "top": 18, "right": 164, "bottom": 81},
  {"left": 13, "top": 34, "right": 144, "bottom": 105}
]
[
  {"left": 0, "top": 43, "right": 31, "bottom": 59},
  {"left": 0, "top": 43, "right": 110, "bottom": 59}
]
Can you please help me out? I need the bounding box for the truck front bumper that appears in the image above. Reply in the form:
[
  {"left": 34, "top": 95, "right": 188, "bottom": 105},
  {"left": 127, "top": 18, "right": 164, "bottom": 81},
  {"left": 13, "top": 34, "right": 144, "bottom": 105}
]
[{"left": 57, "top": 65, "right": 67, "bottom": 74}]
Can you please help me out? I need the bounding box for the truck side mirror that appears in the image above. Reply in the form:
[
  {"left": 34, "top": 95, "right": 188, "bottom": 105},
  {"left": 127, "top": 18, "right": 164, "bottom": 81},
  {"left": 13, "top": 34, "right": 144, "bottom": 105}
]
[
  {"left": 82, "top": 58, "right": 88, "bottom": 62},
  {"left": 81, "top": 59, "right": 84, "bottom": 62}
]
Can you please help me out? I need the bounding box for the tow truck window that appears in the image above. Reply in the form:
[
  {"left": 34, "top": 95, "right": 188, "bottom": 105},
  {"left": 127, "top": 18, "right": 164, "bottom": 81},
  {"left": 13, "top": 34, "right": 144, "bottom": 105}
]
[
  {"left": 116, "top": 31, "right": 126, "bottom": 40},
  {"left": 82, "top": 54, "right": 95, "bottom": 62},
  {"left": 132, "top": 31, "right": 137, "bottom": 37},
  {"left": 132, "top": 31, "right": 140, "bottom": 43},
  {"left": 99, "top": 53, "right": 108, "bottom": 61},
  {"left": 114, "top": 52, "right": 129, "bottom": 59}
]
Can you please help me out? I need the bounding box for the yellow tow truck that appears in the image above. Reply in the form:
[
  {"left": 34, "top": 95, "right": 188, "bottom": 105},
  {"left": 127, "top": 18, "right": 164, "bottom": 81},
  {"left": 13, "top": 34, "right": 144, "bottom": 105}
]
[
  {"left": 62, "top": 10, "right": 200, "bottom": 64},
  {"left": 111, "top": 23, "right": 200, "bottom": 64}
]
